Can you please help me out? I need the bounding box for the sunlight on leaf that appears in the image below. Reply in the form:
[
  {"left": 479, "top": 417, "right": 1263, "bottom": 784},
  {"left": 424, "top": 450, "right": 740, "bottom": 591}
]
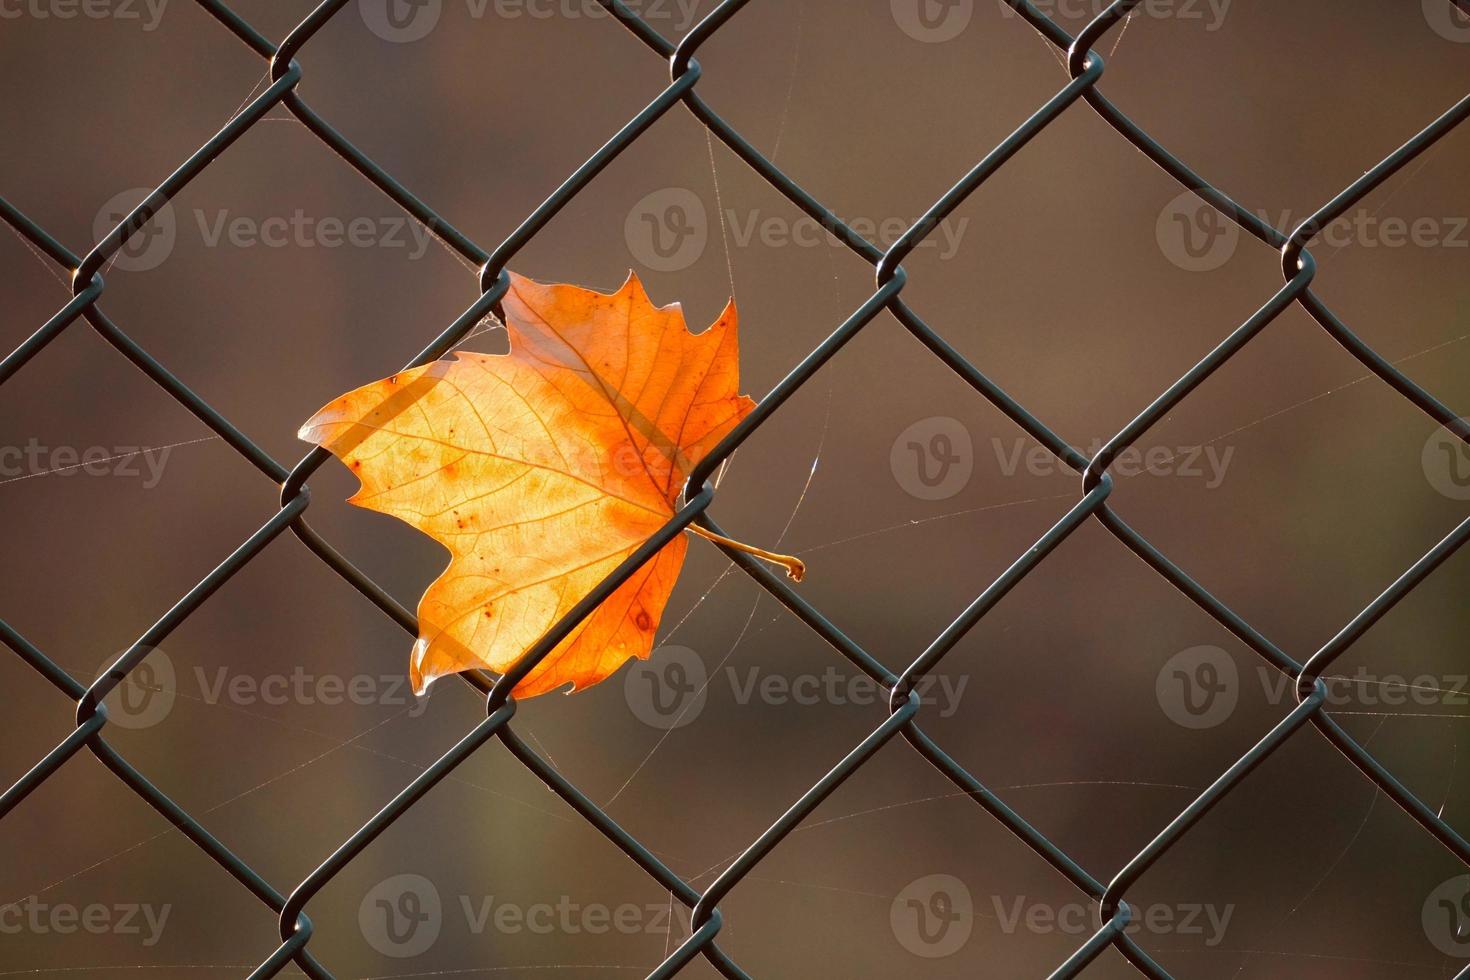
[{"left": 301, "top": 271, "right": 763, "bottom": 698}]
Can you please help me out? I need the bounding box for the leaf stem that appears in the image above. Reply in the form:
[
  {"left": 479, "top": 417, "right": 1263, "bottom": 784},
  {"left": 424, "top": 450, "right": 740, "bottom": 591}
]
[{"left": 686, "top": 524, "right": 805, "bottom": 582}]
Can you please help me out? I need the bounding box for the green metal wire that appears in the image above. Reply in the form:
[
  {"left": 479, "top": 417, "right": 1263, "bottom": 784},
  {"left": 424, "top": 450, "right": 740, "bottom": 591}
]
[{"left": 2, "top": 1, "right": 1469, "bottom": 977}]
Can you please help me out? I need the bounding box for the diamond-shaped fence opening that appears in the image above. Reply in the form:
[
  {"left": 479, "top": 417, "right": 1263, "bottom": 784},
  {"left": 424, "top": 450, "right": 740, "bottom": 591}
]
[{"left": 3, "top": 1, "right": 1470, "bottom": 977}]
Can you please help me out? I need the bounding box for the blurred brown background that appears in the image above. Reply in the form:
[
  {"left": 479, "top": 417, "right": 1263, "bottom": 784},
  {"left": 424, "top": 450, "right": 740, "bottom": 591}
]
[{"left": 2, "top": 1, "right": 1469, "bottom": 977}]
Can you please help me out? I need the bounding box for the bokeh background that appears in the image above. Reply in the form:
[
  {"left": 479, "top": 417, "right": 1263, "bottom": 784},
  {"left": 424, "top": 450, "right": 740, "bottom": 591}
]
[{"left": 2, "top": 1, "right": 1470, "bottom": 976}]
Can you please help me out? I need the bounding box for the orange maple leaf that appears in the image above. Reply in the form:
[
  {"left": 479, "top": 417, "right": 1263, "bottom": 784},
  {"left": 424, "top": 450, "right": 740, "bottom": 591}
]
[{"left": 301, "top": 271, "right": 797, "bottom": 698}]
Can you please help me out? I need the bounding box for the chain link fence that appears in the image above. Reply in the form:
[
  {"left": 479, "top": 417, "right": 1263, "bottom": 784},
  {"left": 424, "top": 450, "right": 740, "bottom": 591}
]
[{"left": 3, "top": 0, "right": 1470, "bottom": 976}]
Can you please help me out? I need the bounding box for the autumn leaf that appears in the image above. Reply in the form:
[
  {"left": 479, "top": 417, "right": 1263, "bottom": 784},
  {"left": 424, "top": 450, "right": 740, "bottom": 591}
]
[{"left": 300, "top": 271, "right": 800, "bottom": 699}]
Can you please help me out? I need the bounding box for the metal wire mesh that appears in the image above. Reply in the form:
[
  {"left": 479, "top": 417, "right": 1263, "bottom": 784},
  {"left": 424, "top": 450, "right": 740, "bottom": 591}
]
[{"left": 3, "top": 1, "right": 1470, "bottom": 976}]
